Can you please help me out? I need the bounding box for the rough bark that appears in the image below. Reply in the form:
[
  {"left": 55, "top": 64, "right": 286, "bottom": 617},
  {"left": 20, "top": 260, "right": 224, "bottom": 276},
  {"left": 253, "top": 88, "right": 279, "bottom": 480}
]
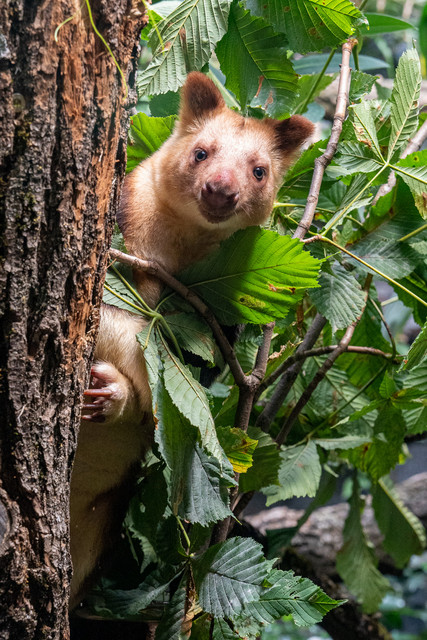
[{"left": 0, "top": 1, "right": 146, "bottom": 638}]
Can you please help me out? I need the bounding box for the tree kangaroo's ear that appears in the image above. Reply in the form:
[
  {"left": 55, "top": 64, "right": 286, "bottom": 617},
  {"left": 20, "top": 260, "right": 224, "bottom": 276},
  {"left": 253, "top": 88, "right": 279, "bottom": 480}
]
[
  {"left": 273, "top": 115, "right": 315, "bottom": 153},
  {"left": 177, "top": 72, "right": 226, "bottom": 133}
]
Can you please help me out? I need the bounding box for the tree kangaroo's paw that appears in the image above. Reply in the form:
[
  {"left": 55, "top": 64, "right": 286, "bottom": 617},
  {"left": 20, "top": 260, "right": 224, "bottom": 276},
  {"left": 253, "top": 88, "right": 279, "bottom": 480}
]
[{"left": 81, "top": 362, "right": 133, "bottom": 423}]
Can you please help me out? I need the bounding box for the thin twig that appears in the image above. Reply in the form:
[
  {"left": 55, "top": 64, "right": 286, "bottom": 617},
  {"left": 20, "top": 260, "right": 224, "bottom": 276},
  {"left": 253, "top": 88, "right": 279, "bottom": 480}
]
[
  {"left": 258, "top": 343, "right": 397, "bottom": 396},
  {"left": 293, "top": 39, "right": 356, "bottom": 240}
]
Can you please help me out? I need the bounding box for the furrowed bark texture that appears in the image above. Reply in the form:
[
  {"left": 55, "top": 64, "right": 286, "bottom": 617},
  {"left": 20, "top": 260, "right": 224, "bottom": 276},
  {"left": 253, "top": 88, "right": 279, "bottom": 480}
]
[{"left": 0, "top": 1, "right": 146, "bottom": 638}]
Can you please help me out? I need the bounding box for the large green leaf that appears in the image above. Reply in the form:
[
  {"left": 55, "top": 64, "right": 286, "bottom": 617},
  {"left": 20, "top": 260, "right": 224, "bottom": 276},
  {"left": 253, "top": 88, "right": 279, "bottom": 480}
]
[
  {"left": 159, "top": 340, "right": 223, "bottom": 460},
  {"left": 309, "top": 265, "right": 366, "bottom": 331},
  {"left": 192, "top": 537, "right": 268, "bottom": 618},
  {"left": 216, "top": 3, "right": 298, "bottom": 116},
  {"left": 138, "top": 0, "right": 231, "bottom": 96},
  {"left": 387, "top": 48, "right": 421, "bottom": 162},
  {"left": 179, "top": 228, "right": 320, "bottom": 325},
  {"left": 242, "top": 569, "right": 345, "bottom": 627},
  {"left": 127, "top": 113, "right": 176, "bottom": 173},
  {"left": 372, "top": 477, "right": 426, "bottom": 568},
  {"left": 395, "top": 151, "right": 427, "bottom": 219},
  {"left": 336, "top": 481, "right": 390, "bottom": 613},
  {"left": 263, "top": 440, "right": 321, "bottom": 506},
  {"left": 154, "top": 381, "right": 234, "bottom": 525},
  {"left": 246, "top": 0, "right": 365, "bottom": 53}
]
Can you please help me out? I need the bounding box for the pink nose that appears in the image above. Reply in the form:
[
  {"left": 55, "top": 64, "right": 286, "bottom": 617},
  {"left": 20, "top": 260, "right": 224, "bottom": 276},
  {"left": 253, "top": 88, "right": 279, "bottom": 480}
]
[{"left": 201, "top": 171, "right": 239, "bottom": 209}]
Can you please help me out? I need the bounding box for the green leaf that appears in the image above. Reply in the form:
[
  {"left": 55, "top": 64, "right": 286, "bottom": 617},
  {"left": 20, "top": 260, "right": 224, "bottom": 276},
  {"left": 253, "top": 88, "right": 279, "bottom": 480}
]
[
  {"left": 350, "top": 102, "right": 384, "bottom": 160},
  {"left": 179, "top": 228, "right": 320, "bottom": 325},
  {"left": 420, "top": 4, "right": 427, "bottom": 65},
  {"left": 313, "top": 435, "right": 371, "bottom": 450},
  {"left": 103, "top": 264, "right": 147, "bottom": 314},
  {"left": 388, "top": 48, "right": 421, "bottom": 162},
  {"left": 239, "top": 427, "right": 281, "bottom": 493},
  {"left": 155, "top": 573, "right": 189, "bottom": 640},
  {"left": 279, "top": 139, "right": 326, "bottom": 200},
  {"left": 136, "top": 325, "right": 160, "bottom": 390},
  {"left": 154, "top": 382, "right": 234, "bottom": 525},
  {"left": 138, "top": 0, "right": 232, "bottom": 96},
  {"left": 336, "top": 481, "right": 390, "bottom": 613},
  {"left": 360, "top": 13, "right": 414, "bottom": 36},
  {"left": 216, "top": 3, "right": 298, "bottom": 116},
  {"left": 165, "top": 312, "right": 215, "bottom": 364},
  {"left": 192, "top": 537, "right": 268, "bottom": 618},
  {"left": 349, "top": 237, "right": 419, "bottom": 280},
  {"left": 159, "top": 340, "right": 223, "bottom": 461},
  {"left": 372, "top": 477, "right": 426, "bottom": 568},
  {"left": 333, "top": 141, "right": 383, "bottom": 176},
  {"left": 401, "top": 321, "right": 427, "bottom": 371},
  {"left": 263, "top": 441, "right": 321, "bottom": 506},
  {"left": 92, "top": 566, "right": 182, "bottom": 618},
  {"left": 246, "top": 0, "right": 365, "bottom": 53},
  {"left": 293, "top": 73, "right": 337, "bottom": 115},
  {"left": 151, "top": 1, "right": 183, "bottom": 17},
  {"left": 242, "top": 569, "right": 345, "bottom": 627},
  {"left": 347, "top": 404, "right": 405, "bottom": 481},
  {"left": 405, "top": 360, "right": 427, "bottom": 392},
  {"left": 349, "top": 70, "right": 377, "bottom": 102},
  {"left": 395, "top": 152, "right": 427, "bottom": 219},
  {"left": 216, "top": 427, "right": 258, "bottom": 474},
  {"left": 309, "top": 265, "right": 366, "bottom": 331},
  {"left": 339, "top": 298, "right": 392, "bottom": 387},
  {"left": 294, "top": 53, "right": 388, "bottom": 75},
  {"left": 213, "top": 619, "right": 241, "bottom": 639},
  {"left": 149, "top": 90, "right": 181, "bottom": 116},
  {"left": 127, "top": 113, "right": 176, "bottom": 173}
]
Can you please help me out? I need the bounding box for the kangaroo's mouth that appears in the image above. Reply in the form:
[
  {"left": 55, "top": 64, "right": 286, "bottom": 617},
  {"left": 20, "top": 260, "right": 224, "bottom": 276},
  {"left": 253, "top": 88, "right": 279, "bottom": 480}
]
[{"left": 200, "top": 207, "right": 237, "bottom": 224}]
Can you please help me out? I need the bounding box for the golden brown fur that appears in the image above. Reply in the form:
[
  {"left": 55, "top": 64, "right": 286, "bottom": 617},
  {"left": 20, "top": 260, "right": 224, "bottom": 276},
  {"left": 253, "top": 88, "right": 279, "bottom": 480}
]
[{"left": 70, "top": 72, "right": 314, "bottom": 608}]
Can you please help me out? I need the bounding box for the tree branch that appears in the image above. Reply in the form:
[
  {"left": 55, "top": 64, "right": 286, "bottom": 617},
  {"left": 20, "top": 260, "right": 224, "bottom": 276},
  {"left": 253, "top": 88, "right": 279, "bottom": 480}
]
[
  {"left": 293, "top": 39, "right": 357, "bottom": 240},
  {"left": 258, "top": 344, "right": 397, "bottom": 396}
]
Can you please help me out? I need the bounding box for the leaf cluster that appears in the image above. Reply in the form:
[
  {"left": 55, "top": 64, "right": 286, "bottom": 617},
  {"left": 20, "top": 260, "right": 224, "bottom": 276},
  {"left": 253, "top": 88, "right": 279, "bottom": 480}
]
[{"left": 97, "top": 2, "right": 427, "bottom": 637}]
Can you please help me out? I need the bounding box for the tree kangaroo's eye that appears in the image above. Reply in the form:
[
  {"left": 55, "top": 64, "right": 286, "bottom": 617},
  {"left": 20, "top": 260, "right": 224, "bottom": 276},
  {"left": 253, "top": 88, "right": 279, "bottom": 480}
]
[
  {"left": 253, "top": 166, "right": 266, "bottom": 181},
  {"left": 195, "top": 149, "right": 208, "bottom": 162}
]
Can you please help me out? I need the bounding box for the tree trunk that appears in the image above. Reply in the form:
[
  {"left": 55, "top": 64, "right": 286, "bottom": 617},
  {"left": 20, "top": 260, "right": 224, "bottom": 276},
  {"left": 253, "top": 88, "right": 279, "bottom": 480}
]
[{"left": 0, "top": 1, "right": 146, "bottom": 638}]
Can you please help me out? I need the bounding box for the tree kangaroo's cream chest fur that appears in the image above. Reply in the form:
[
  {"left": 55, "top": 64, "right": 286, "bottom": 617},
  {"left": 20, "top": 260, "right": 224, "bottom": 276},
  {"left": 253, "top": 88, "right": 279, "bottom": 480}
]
[{"left": 70, "top": 72, "right": 314, "bottom": 608}]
